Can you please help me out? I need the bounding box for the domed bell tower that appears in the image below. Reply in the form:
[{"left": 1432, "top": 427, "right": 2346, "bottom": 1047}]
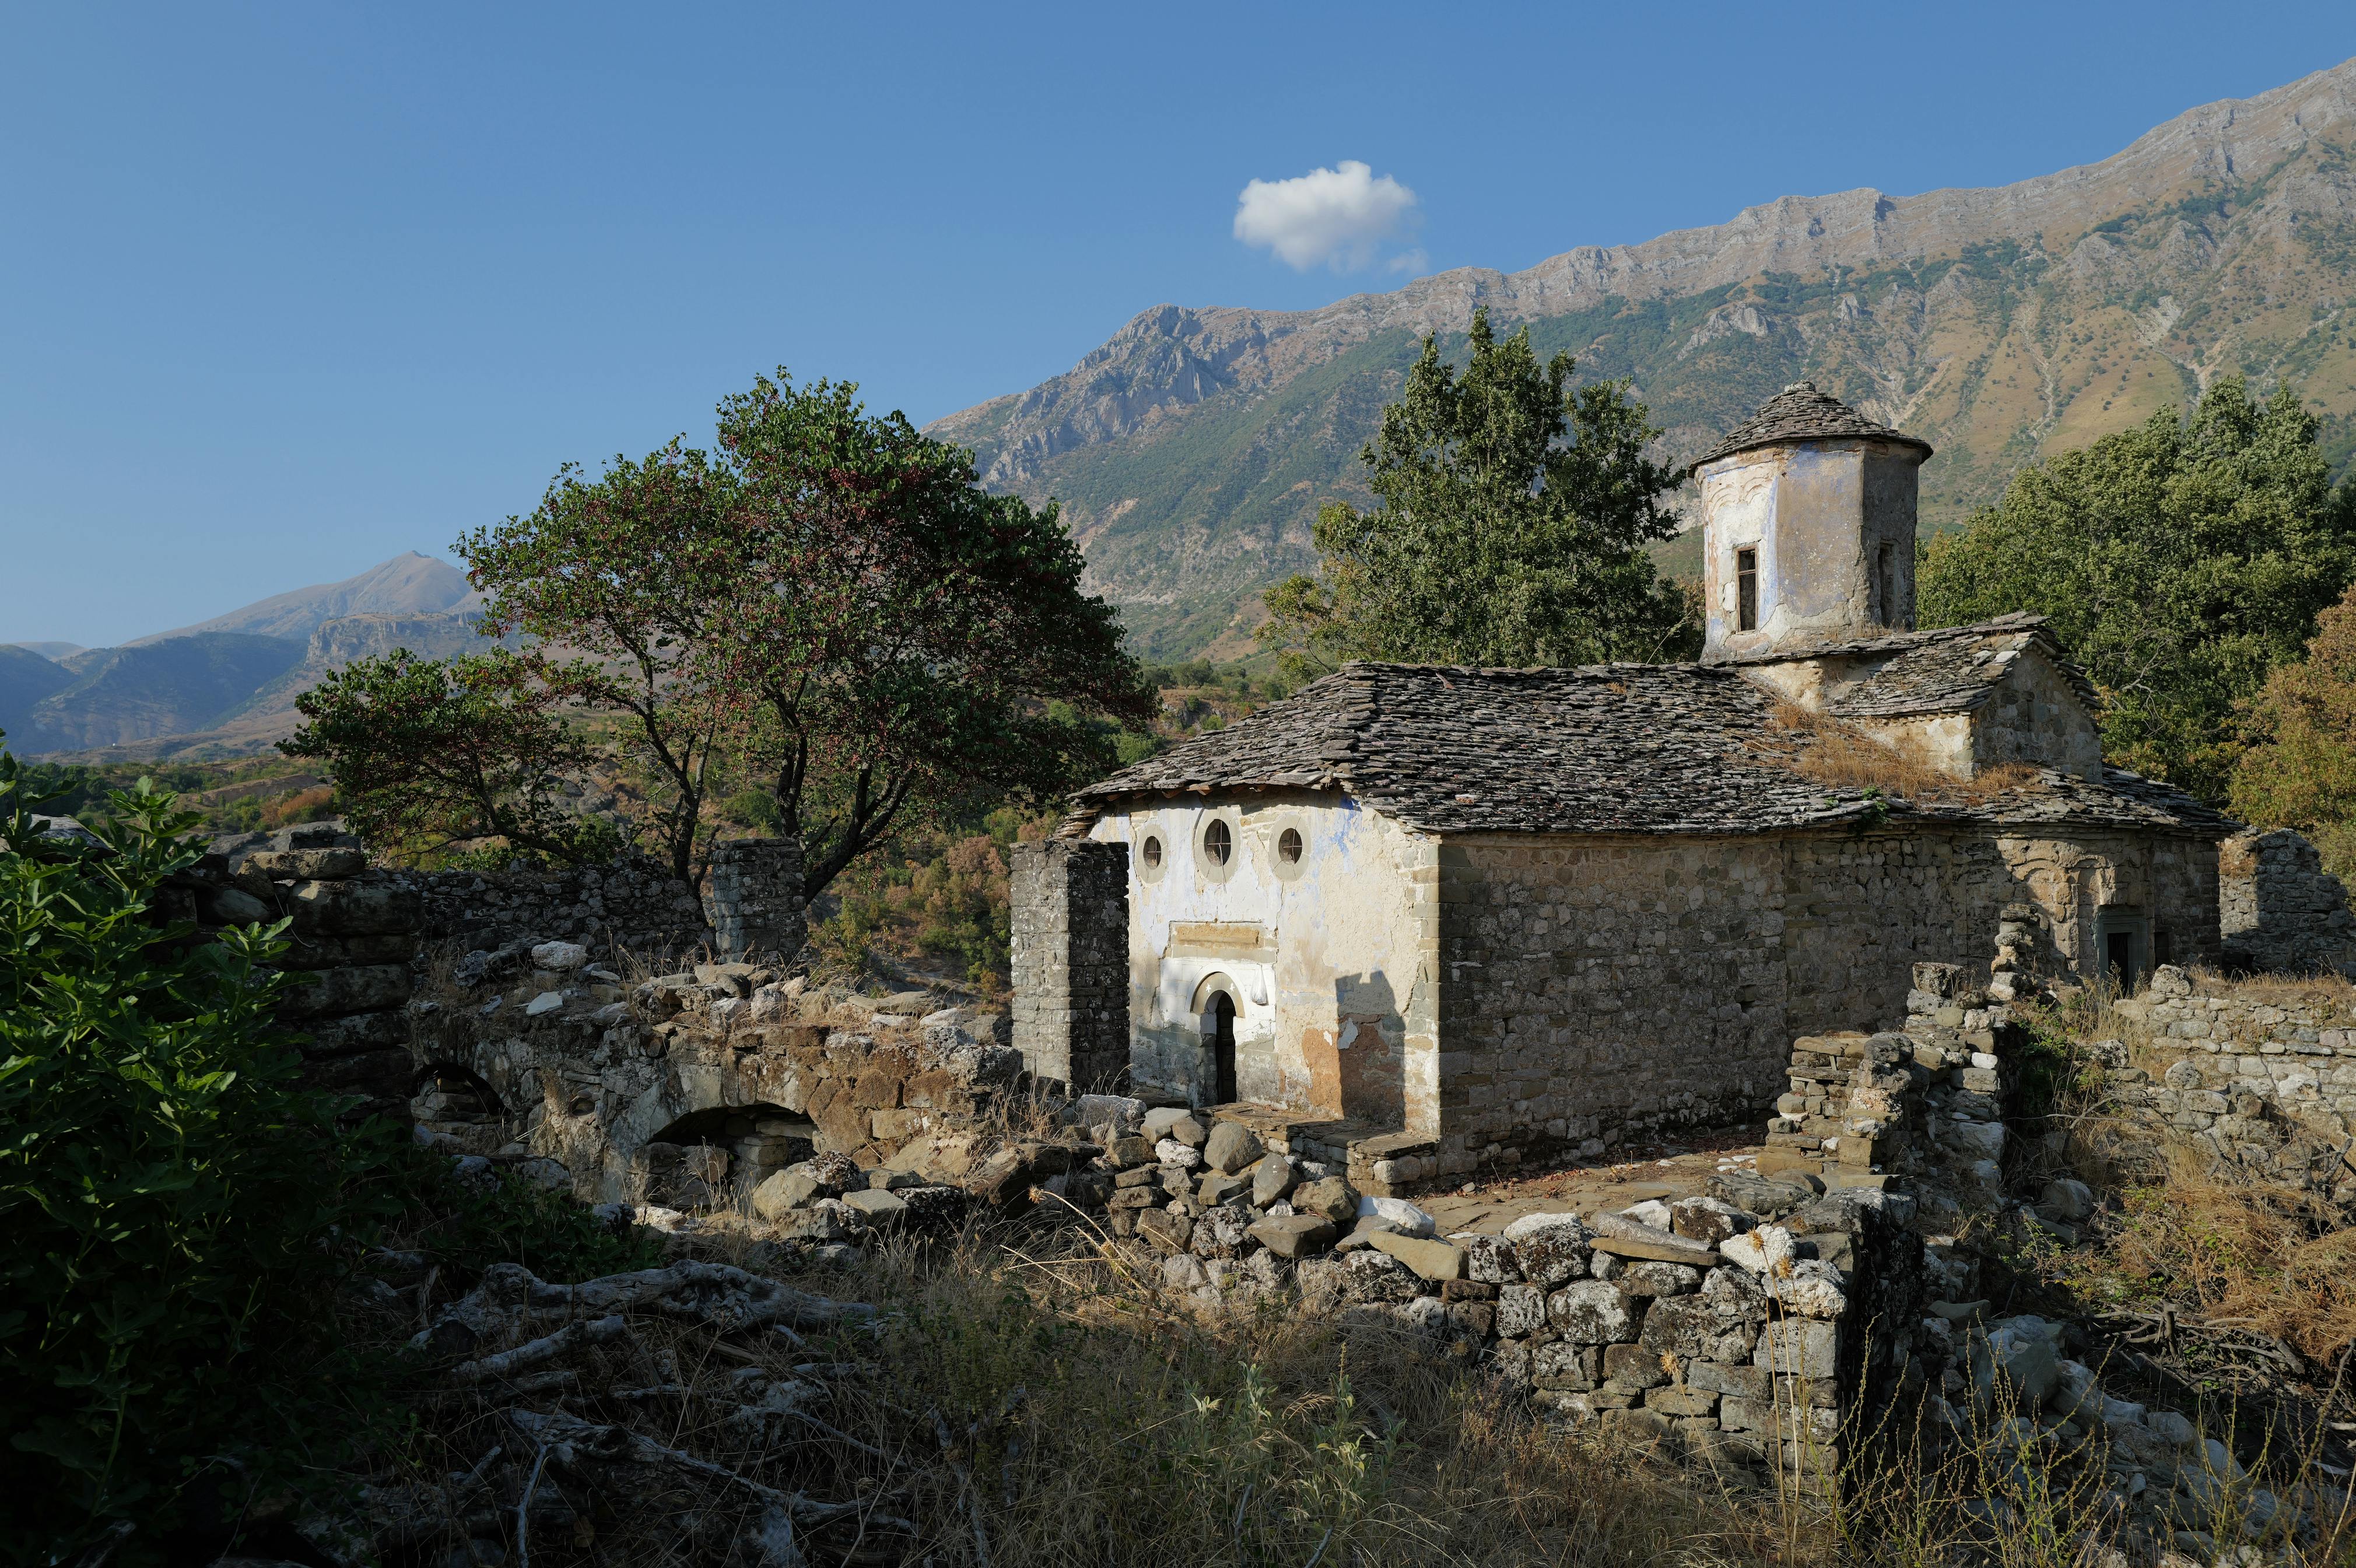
[{"left": 1693, "top": 383, "right": 1934, "bottom": 662}]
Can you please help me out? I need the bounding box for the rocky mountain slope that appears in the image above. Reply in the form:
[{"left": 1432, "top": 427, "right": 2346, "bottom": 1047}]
[
  {"left": 2, "top": 556, "right": 497, "bottom": 758},
  {"left": 930, "top": 58, "right": 2356, "bottom": 657}
]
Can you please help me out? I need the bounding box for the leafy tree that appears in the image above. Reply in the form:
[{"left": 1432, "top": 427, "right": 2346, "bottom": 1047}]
[
  {"left": 1919, "top": 377, "right": 2356, "bottom": 801},
  {"left": 462, "top": 441, "right": 744, "bottom": 885},
  {"left": 1258, "top": 307, "right": 1694, "bottom": 672},
  {"left": 2231, "top": 581, "right": 2356, "bottom": 868},
  {"left": 0, "top": 744, "right": 398, "bottom": 1563},
  {"left": 462, "top": 370, "right": 1155, "bottom": 900},
  {"left": 281, "top": 648, "right": 613, "bottom": 866}
]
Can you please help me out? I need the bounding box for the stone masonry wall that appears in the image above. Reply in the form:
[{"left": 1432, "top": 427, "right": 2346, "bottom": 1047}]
[
  {"left": 1010, "top": 839, "right": 1130, "bottom": 1094},
  {"left": 2108, "top": 964, "right": 2356, "bottom": 1192},
  {"left": 707, "top": 836, "right": 807, "bottom": 962},
  {"left": 400, "top": 855, "right": 713, "bottom": 963},
  {"left": 1429, "top": 824, "right": 2217, "bottom": 1182},
  {"left": 1436, "top": 834, "right": 1792, "bottom": 1177},
  {"left": 184, "top": 822, "right": 423, "bottom": 1118},
  {"left": 2219, "top": 827, "right": 2356, "bottom": 976}
]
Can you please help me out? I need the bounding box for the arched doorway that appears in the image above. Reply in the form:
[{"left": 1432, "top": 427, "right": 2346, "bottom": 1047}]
[{"left": 1211, "top": 992, "right": 1237, "bottom": 1106}]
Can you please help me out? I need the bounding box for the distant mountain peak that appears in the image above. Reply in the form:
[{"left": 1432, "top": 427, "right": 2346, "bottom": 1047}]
[{"left": 127, "top": 552, "right": 476, "bottom": 647}]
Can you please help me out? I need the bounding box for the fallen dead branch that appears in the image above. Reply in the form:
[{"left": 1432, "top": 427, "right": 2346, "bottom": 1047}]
[
  {"left": 450, "top": 1313, "right": 632, "bottom": 1383},
  {"left": 503, "top": 1406, "right": 913, "bottom": 1535}
]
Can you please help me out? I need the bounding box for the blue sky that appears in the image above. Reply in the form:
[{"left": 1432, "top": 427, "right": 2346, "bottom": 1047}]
[{"left": 5, "top": 2, "right": 2353, "bottom": 647}]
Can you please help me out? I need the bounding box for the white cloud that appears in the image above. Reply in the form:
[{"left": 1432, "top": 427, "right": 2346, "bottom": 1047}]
[{"left": 1233, "top": 160, "right": 1420, "bottom": 273}]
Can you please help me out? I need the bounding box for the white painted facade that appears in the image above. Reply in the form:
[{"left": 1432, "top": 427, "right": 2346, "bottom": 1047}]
[{"left": 1086, "top": 791, "right": 1439, "bottom": 1128}]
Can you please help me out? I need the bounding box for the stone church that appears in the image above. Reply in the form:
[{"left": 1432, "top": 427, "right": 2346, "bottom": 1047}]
[{"left": 1012, "top": 384, "right": 2231, "bottom": 1185}]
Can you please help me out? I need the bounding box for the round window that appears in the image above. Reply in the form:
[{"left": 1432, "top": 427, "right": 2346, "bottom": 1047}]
[
  {"left": 1278, "top": 827, "right": 1303, "bottom": 864},
  {"left": 1202, "top": 819, "right": 1232, "bottom": 866},
  {"left": 1141, "top": 834, "right": 1163, "bottom": 868}
]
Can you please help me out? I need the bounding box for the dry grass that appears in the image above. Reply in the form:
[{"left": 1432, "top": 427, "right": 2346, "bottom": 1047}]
[
  {"left": 2052, "top": 1134, "right": 2356, "bottom": 1375},
  {"left": 1751, "top": 700, "right": 2040, "bottom": 806},
  {"left": 327, "top": 1187, "right": 2356, "bottom": 1567},
  {"left": 2176, "top": 965, "right": 2356, "bottom": 1009},
  {"left": 353, "top": 1219, "right": 1804, "bottom": 1568}
]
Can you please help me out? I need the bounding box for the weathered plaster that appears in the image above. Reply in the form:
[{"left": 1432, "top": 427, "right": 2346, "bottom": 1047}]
[
  {"left": 1699, "top": 439, "right": 1924, "bottom": 660},
  {"left": 1729, "top": 641, "right": 2101, "bottom": 782},
  {"left": 1088, "top": 793, "right": 1438, "bottom": 1126}
]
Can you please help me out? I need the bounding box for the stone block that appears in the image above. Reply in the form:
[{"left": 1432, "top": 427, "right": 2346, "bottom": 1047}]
[
  {"left": 1549, "top": 1280, "right": 1638, "bottom": 1344},
  {"left": 1203, "top": 1120, "right": 1264, "bottom": 1173},
  {"left": 1495, "top": 1282, "right": 1547, "bottom": 1338},
  {"left": 1601, "top": 1342, "right": 1669, "bottom": 1390},
  {"left": 1246, "top": 1215, "right": 1335, "bottom": 1259},
  {"left": 1752, "top": 1320, "right": 1839, "bottom": 1380},
  {"left": 1366, "top": 1230, "right": 1464, "bottom": 1282},
  {"left": 1645, "top": 1386, "right": 1719, "bottom": 1419}
]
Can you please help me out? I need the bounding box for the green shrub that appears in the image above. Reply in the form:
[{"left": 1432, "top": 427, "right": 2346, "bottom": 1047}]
[
  {"left": 378, "top": 1141, "right": 660, "bottom": 1282},
  {"left": 0, "top": 753, "right": 400, "bottom": 1564}
]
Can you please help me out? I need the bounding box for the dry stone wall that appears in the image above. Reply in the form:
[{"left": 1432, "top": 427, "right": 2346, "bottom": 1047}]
[
  {"left": 399, "top": 855, "right": 713, "bottom": 963},
  {"left": 2219, "top": 827, "right": 2356, "bottom": 976},
  {"left": 185, "top": 822, "right": 423, "bottom": 1117},
  {"left": 2107, "top": 964, "right": 2356, "bottom": 1194}
]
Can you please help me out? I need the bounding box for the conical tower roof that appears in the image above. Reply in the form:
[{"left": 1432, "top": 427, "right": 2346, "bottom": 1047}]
[{"left": 1691, "top": 381, "right": 1932, "bottom": 470}]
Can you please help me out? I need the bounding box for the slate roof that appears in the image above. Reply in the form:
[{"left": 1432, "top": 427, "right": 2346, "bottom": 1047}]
[
  {"left": 1710, "top": 611, "right": 2105, "bottom": 720},
  {"left": 1690, "top": 381, "right": 1933, "bottom": 471},
  {"left": 1071, "top": 646, "right": 2230, "bottom": 840}
]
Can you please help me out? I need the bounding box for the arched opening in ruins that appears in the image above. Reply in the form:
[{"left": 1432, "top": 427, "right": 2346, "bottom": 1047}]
[
  {"left": 634, "top": 1103, "right": 816, "bottom": 1209},
  {"left": 412, "top": 1060, "right": 509, "bottom": 1130}
]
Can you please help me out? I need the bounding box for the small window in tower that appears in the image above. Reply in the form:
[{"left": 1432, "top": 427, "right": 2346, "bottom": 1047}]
[
  {"left": 1875, "top": 541, "right": 1897, "bottom": 625},
  {"left": 1278, "top": 827, "right": 1303, "bottom": 863},
  {"left": 1202, "top": 819, "right": 1232, "bottom": 866},
  {"left": 1141, "top": 834, "right": 1163, "bottom": 868},
  {"left": 1736, "top": 547, "right": 1759, "bottom": 632}
]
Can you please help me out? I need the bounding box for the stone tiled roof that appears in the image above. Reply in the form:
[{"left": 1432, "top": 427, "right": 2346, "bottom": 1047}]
[
  {"left": 1690, "top": 381, "right": 1933, "bottom": 470},
  {"left": 1071, "top": 653, "right": 2229, "bottom": 840},
  {"left": 1712, "top": 611, "right": 2105, "bottom": 720}
]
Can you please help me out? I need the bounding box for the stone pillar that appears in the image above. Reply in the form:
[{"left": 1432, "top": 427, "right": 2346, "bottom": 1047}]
[
  {"left": 185, "top": 820, "right": 423, "bottom": 1123},
  {"left": 1010, "top": 839, "right": 1130, "bottom": 1093},
  {"left": 706, "top": 837, "right": 807, "bottom": 963}
]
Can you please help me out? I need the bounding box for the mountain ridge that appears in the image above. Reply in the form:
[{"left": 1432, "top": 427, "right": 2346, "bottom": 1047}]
[
  {"left": 930, "top": 56, "right": 2356, "bottom": 657},
  {"left": 126, "top": 551, "right": 475, "bottom": 646}
]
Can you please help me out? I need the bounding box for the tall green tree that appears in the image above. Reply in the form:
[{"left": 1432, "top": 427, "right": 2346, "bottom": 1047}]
[
  {"left": 2231, "top": 581, "right": 2356, "bottom": 868},
  {"left": 454, "top": 370, "right": 1154, "bottom": 898},
  {"left": 281, "top": 648, "right": 615, "bottom": 867},
  {"left": 1258, "top": 307, "right": 1694, "bottom": 672},
  {"left": 1919, "top": 377, "right": 2356, "bottom": 801}
]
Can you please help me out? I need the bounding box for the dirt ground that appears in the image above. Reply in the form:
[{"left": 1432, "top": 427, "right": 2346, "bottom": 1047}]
[{"left": 1414, "top": 1125, "right": 1768, "bottom": 1237}]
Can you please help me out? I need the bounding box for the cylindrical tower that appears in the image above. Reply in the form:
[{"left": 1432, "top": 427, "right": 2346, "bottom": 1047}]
[{"left": 1691, "top": 383, "right": 1933, "bottom": 661}]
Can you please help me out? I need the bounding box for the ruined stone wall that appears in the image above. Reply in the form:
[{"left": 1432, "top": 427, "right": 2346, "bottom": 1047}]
[
  {"left": 1009, "top": 839, "right": 1130, "bottom": 1095},
  {"left": 2218, "top": 827, "right": 2356, "bottom": 975},
  {"left": 422, "top": 958, "right": 1021, "bottom": 1202},
  {"left": 183, "top": 823, "right": 423, "bottom": 1117},
  {"left": 2108, "top": 965, "right": 2356, "bottom": 1190},
  {"left": 707, "top": 837, "right": 807, "bottom": 962},
  {"left": 399, "top": 855, "right": 712, "bottom": 963}
]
